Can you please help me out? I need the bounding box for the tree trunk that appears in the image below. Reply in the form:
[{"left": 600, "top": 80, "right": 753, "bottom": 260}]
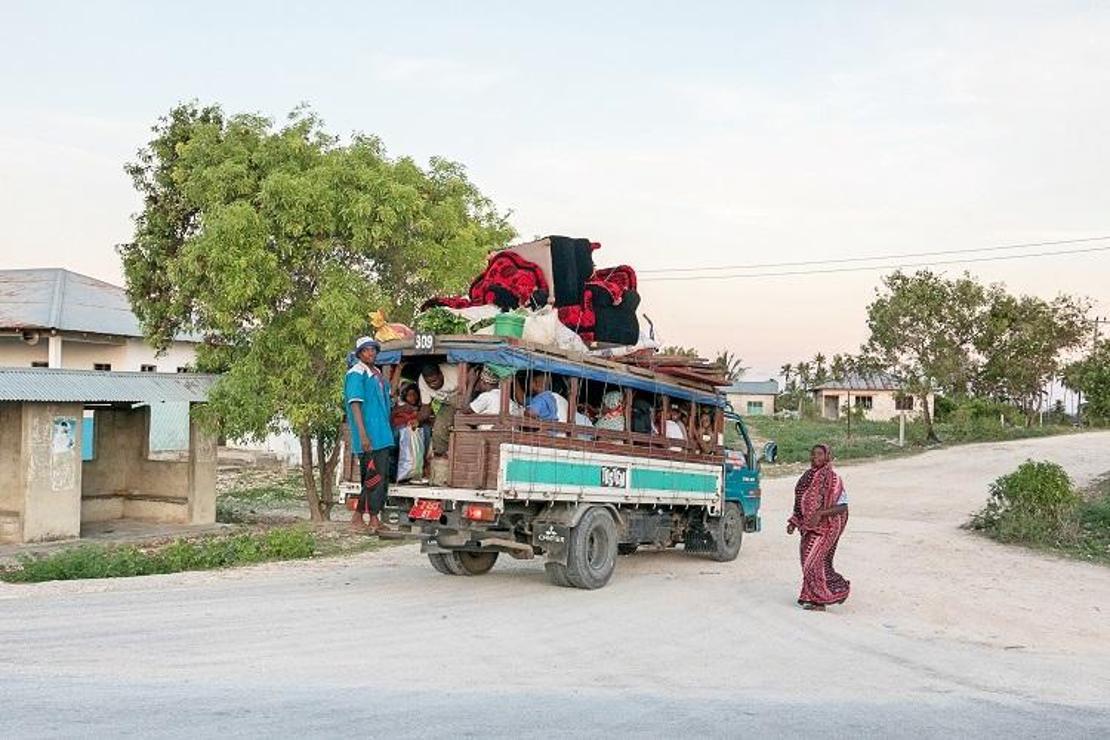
[
  {"left": 920, "top": 393, "right": 940, "bottom": 444},
  {"left": 316, "top": 433, "right": 340, "bottom": 521},
  {"left": 299, "top": 432, "right": 324, "bottom": 522}
]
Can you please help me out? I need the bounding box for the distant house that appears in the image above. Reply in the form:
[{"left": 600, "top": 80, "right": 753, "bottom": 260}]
[
  {"left": 811, "top": 373, "right": 931, "bottom": 421},
  {"left": 0, "top": 269, "right": 197, "bottom": 372},
  {"left": 723, "top": 380, "right": 779, "bottom": 416}
]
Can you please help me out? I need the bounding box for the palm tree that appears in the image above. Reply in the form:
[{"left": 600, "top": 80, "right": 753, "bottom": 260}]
[
  {"left": 830, "top": 354, "right": 848, "bottom": 382},
  {"left": 714, "top": 350, "right": 747, "bottom": 383},
  {"left": 812, "top": 353, "right": 828, "bottom": 385},
  {"left": 780, "top": 363, "right": 794, "bottom": 391}
]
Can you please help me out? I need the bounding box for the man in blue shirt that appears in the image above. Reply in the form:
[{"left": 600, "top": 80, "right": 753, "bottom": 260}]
[{"left": 344, "top": 336, "right": 394, "bottom": 531}]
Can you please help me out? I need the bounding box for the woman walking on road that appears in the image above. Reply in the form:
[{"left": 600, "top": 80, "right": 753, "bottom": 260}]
[{"left": 787, "top": 444, "right": 850, "bottom": 610}]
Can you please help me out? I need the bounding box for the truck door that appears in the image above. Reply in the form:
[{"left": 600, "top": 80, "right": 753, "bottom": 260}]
[{"left": 723, "top": 414, "right": 761, "bottom": 530}]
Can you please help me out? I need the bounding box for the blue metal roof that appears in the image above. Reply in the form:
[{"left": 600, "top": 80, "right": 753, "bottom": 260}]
[
  {"left": 0, "top": 368, "right": 217, "bottom": 403},
  {"left": 0, "top": 268, "right": 198, "bottom": 341}
]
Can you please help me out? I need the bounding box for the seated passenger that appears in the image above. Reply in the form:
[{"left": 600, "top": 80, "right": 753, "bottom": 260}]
[
  {"left": 524, "top": 373, "right": 569, "bottom": 423},
  {"left": 469, "top": 367, "right": 523, "bottom": 430},
  {"left": 596, "top": 390, "right": 625, "bottom": 432},
  {"left": 696, "top": 411, "right": 716, "bottom": 454},
  {"left": 664, "top": 405, "right": 688, "bottom": 451}
]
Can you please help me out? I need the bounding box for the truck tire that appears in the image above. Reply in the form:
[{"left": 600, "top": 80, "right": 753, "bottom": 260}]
[
  {"left": 709, "top": 503, "right": 744, "bottom": 562},
  {"left": 564, "top": 507, "right": 619, "bottom": 590},
  {"left": 544, "top": 562, "right": 574, "bottom": 588},
  {"left": 428, "top": 552, "right": 462, "bottom": 575},
  {"left": 452, "top": 551, "right": 498, "bottom": 575}
]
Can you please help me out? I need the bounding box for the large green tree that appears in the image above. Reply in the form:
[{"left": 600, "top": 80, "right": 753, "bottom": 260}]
[
  {"left": 120, "top": 103, "right": 513, "bottom": 520},
  {"left": 975, "top": 292, "right": 1089, "bottom": 424},
  {"left": 863, "top": 270, "right": 988, "bottom": 442},
  {"left": 1064, "top": 339, "right": 1110, "bottom": 423}
]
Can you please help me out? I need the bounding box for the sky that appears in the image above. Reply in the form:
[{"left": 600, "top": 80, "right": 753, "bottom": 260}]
[{"left": 2, "top": 1, "right": 1108, "bottom": 382}]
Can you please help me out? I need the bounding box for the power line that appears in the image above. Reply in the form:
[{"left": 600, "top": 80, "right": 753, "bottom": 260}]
[
  {"left": 638, "top": 244, "right": 1110, "bottom": 282},
  {"left": 637, "top": 235, "right": 1110, "bottom": 275}
]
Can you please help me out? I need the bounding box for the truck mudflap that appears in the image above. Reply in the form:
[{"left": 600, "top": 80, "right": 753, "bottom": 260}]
[{"left": 532, "top": 523, "right": 570, "bottom": 564}]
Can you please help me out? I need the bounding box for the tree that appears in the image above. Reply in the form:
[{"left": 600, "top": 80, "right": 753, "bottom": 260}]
[
  {"left": 863, "top": 270, "right": 988, "bottom": 442},
  {"left": 811, "top": 353, "right": 828, "bottom": 385},
  {"left": 1064, "top": 339, "right": 1110, "bottom": 423},
  {"left": 714, "top": 349, "right": 747, "bottom": 382},
  {"left": 780, "top": 363, "right": 794, "bottom": 391},
  {"left": 660, "top": 345, "right": 700, "bottom": 358},
  {"left": 120, "top": 102, "right": 513, "bottom": 520},
  {"left": 975, "top": 292, "right": 1089, "bottom": 425}
]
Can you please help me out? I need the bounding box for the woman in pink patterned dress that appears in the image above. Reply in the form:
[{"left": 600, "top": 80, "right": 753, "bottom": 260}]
[{"left": 787, "top": 444, "right": 850, "bottom": 610}]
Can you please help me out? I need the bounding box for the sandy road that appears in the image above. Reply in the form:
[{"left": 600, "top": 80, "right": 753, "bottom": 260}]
[{"left": 2, "top": 432, "right": 1109, "bottom": 738}]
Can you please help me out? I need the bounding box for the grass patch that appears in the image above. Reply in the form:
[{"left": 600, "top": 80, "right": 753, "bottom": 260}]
[
  {"left": 217, "top": 471, "right": 306, "bottom": 523},
  {"left": 746, "top": 416, "right": 1075, "bottom": 465},
  {"left": 967, "top": 462, "right": 1110, "bottom": 565},
  {"left": 0, "top": 525, "right": 379, "bottom": 584}
]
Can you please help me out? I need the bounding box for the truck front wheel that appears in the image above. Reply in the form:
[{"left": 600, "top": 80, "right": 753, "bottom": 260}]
[
  {"left": 564, "top": 507, "right": 619, "bottom": 590},
  {"left": 709, "top": 503, "right": 744, "bottom": 562}
]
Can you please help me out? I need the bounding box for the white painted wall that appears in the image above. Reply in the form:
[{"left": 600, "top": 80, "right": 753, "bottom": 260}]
[
  {"left": 0, "top": 335, "right": 196, "bottom": 372},
  {"left": 814, "top": 389, "right": 933, "bottom": 421},
  {"left": 726, "top": 393, "right": 775, "bottom": 416}
]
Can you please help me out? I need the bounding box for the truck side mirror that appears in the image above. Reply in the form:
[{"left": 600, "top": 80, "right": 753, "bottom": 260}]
[{"left": 760, "top": 441, "right": 778, "bottom": 464}]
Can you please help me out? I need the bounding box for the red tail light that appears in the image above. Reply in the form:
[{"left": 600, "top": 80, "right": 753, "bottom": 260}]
[{"left": 463, "top": 503, "right": 497, "bottom": 522}]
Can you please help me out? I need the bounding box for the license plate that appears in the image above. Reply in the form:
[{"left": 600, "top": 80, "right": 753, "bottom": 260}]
[{"left": 409, "top": 499, "right": 444, "bottom": 521}]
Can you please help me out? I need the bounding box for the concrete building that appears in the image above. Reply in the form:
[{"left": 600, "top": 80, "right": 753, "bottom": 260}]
[
  {"left": 0, "top": 268, "right": 197, "bottom": 372},
  {"left": 0, "top": 268, "right": 302, "bottom": 464},
  {"left": 0, "top": 368, "right": 217, "bottom": 544},
  {"left": 723, "top": 380, "right": 779, "bottom": 416},
  {"left": 811, "top": 373, "right": 932, "bottom": 421}
]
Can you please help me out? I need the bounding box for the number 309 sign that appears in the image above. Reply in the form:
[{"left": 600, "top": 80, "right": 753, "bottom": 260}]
[
  {"left": 600, "top": 466, "right": 628, "bottom": 488},
  {"left": 413, "top": 333, "right": 435, "bottom": 352}
]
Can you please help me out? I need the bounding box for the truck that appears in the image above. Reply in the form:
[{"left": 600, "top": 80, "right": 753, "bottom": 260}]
[{"left": 348, "top": 335, "right": 775, "bottom": 590}]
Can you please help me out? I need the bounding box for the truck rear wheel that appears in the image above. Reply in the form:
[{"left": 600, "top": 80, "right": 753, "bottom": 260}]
[
  {"left": 709, "top": 503, "right": 744, "bottom": 562},
  {"left": 428, "top": 552, "right": 462, "bottom": 575},
  {"left": 564, "top": 507, "right": 618, "bottom": 590},
  {"left": 428, "top": 551, "right": 499, "bottom": 576},
  {"left": 544, "top": 562, "right": 574, "bottom": 588},
  {"left": 453, "top": 551, "right": 498, "bottom": 575}
]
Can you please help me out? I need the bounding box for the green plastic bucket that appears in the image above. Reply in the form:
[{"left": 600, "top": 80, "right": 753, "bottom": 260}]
[{"left": 493, "top": 312, "right": 526, "bottom": 338}]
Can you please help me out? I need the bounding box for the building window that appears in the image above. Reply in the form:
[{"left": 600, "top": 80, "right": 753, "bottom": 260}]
[
  {"left": 140, "top": 364, "right": 157, "bottom": 373},
  {"left": 31, "top": 361, "right": 48, "bottom": 368},
  {"left": 93, "top": 363, "right": 112, "bottom": 372},
  {"left": 176, "top": 366, "right": 191, "bottom": 374},
  {"left": 895, "top": 394, "right": 914, "bottom": 411},
  {"left": 746, "top": 400, "right": 764, "bottom": 415},
  {"left": 854, "top": 395, "right": 873, "bottom": 410}
]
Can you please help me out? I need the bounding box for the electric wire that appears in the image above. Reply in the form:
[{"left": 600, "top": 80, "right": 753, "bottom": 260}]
[{"left": 636, "top": 235, "right": 1110, "bottom": 274}]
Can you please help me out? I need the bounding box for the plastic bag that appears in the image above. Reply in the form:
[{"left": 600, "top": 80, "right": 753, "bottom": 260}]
[
  {"left": 395, "top": 426, "right": 426, "bottom": 482},
  {"left": 522, "top": 306, "right": 559, "bottom": 346}
]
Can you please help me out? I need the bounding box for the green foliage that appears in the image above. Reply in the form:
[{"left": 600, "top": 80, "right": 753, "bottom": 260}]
[
  {"left": 974, "top": 292, "right": 1089, "bottom": 421},
  {"left": 747, "top": 416, "right": 1073, "bottom": 465},
  {"left": 969, "top": 461, "right": 1079, "bottom": 544},
  {"left": 863, "top": 270, "right": 988, "bottom": 439},
  {"left": 1064, "top": 339, "right": 1110, "bottom": 423},
  {"left": 713, "top": 349, "right": 746, "bottom": 382},
  {"left": 119, "top": 102, "right": 513, "bottom": 518},
  {"left": 412, "top": 306, "right": 471, "bottom": 335},
  {"left": 2, "top": 527, "right": 317, "bottom": 583}
]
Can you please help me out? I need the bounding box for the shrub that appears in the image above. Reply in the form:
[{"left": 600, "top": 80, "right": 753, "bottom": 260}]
[
  {"left": 2, "top": 526, "right": 316, "bottom": 583},
  {"left": 969, "top": 460, "right": 1080, "bottom": 544}
]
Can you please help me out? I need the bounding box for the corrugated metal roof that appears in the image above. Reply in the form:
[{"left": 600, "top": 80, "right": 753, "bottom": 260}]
[
  {"left": 0, "top": 368, "right": 217, "bottom": 403},
  {"left": 722, "top": 380, "right": 780, "bottom": 396},
  {"left": 0, "top": 268, "right": 144, "bottom": 337},
  {"left": 813, "top": 373, "right": 903, "bottom": 391}
]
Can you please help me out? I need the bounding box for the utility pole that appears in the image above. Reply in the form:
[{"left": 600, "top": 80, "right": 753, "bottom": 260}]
[{"left": 1077, "top": 316, "right": 1106, "bottom": 426}]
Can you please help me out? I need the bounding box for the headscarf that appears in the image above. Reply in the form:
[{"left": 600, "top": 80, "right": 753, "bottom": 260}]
[
  {"left": 596, "top": 390, "right": 625, "bottom": 431},
  {"left": 789, "top": 443, "right": 844, "bottom": 531},
  {"left": 479, "top": 366, "right": 498, "bottom": 385}
]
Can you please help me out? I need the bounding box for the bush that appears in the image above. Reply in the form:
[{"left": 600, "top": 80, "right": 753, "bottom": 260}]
[
  {"left": 2, "top": 526, "right": 316, "bottom": 583},
  {"left": 969, "top": 460, "right": 1080, "bottom": 544}
]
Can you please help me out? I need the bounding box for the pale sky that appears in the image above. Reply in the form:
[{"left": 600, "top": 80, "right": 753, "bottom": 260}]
[{"left": 2, "top": 1, "right": 1108, "bottom": 381}]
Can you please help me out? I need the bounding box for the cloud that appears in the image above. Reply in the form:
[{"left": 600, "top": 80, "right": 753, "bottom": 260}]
[{"left": 368, "top": 54, "right": 509, "bottom": 94}]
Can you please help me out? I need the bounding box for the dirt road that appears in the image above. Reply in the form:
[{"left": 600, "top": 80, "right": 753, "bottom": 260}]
[{"left": 3, "top": 433, "right": 1109, "bottom": 738}]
